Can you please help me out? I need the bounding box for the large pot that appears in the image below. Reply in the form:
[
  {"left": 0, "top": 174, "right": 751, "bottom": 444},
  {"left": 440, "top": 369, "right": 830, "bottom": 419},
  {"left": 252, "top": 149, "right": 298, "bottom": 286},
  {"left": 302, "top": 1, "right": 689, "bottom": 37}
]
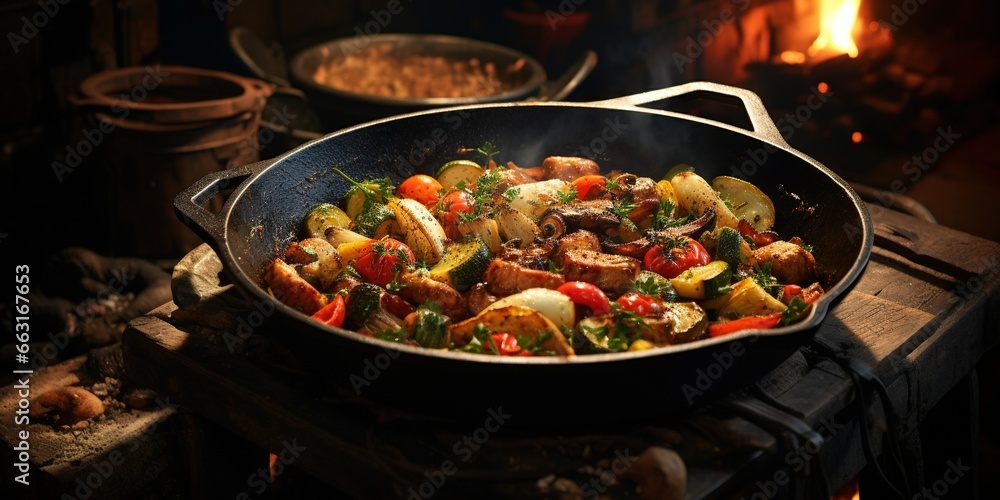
[
  {"left": 174, "top": 82, "right": 873, "bottom": 423},
  {"left": 288, "top": 33, "right": 597, "bottom": 129}
]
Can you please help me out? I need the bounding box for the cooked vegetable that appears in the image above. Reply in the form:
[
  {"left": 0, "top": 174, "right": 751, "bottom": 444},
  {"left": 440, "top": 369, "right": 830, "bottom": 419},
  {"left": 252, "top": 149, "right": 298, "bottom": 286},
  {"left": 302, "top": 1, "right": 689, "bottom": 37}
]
[
  {"left": 303, "top": 203, "right": 351, "bottom": 238},
  {"left": 406, "top": 307, "right": 451, "bottom": 348},
  {"left": 450, "top": 305, "right": 574, "bottom": 355},
  {"left": 344, "top": 282, "right": 403, "bottom": 333},
  {"left": 456, "top": 217, "right": 501, "bottom": 254},
  {"left": 311, "top": 293, "right": 346, "bottom": 327},
  {"left": 495, "top": 203, "right": 541, "bottom": 248},
  {"left": 482, "top": 287, "right": 575, "bottom": 330},
  {"left": 507, "top": 179, "right": 569, "bottom": 220},
  {"left": 438, "top": 189, "right": 475, "bottom": 240},
  {"left": 557, "top": 281, "right": 611, "bottom": 316},
  {"left": 354, "top": 238, "right": 415, "bottom": 287},
  {"left": 712, "top": 175, "right": 775, "bottom": 232},
  {"left": 397, "top": 174, "right": 443, "bottom": 209},
  {"left": 670, "top": 260, "right": 732, "bottom": 300},
  {"left": 428, "top": 239, "right": 493, "bottom": 291},
  {"left": 714, "top": 226, "right": 748, "bottom": 270},
  {"left": 671, "top": 171, "right": 740, "bottom": 228},
  {"left": 353, "top": 202, "right": 396, "bottom": 237},
  {"left": 643, "top": 237, "right": 710, "bottom": 279},
  {"left": 708, "top": 313, "right": 781, "bottom": 337},
  {"left": 664, "top": 302, "right": 709, "bottom": 343},
  {"left": 388, "top": 197, "right": 447, "bottom": 264},
  {"left": 436, "top": 159, "right": 484, "bottom": 190},
  {"left": 715, "top": 277, "right": 787, "bottom": 319}
]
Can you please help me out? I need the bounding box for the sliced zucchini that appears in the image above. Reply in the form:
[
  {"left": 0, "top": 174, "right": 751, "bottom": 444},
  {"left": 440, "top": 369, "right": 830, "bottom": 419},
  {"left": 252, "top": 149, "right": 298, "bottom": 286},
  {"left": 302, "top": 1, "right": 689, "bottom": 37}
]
[
  {"left": 634, "top": 270, "right": 677, "bottom": 302},
  {"left": 664, "top": 302, "right": 709, "bottom": 343},
  {"left": 344, "top": 182, "right": 388, "bottom": 220},
  {"left": 670, "top": 260, "right": 732, "bottom": 300},
  {"left": 717, "top": 277, "right": 787, "bottom": 319},
  {"left": 302, "top": 203, "right": 352, "bottom": 238},
  {"left": 712, "top": 176, "right": 775, "bottom": 232},
  {"left": 388, "top": 197, "right": 447, "bottom": 265},
  {"left": 353, "top": 202, "right": 395, "bottom": 237},
  {"left": 428, "top": 239, "right": 493, "bottom": 291},
  {"left": 575, "top": 316, "right": 620, "bottom": 353},
  {"left": 436, "top": 159, "right": 484, "bottom": 190},
  {"left": 715, "top": 226, "right": 746, "bottom": 270}
]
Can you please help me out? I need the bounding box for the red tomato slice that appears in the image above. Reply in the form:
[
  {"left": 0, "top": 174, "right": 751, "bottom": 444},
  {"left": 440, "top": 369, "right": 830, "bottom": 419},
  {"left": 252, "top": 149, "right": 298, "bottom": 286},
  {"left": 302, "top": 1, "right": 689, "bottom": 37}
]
[
  {"left": 557, "top": 281, "right": 611, "bottom": 316},
  {"left": 310, "top": 293, "right": 346, "bottom": 327},
  {"left": 397, "top": 174, "right": 443, "bottom": 209},
  {"left": 354, "top": 238, "right": 415, "bottom": 286},
  {"left": 614, "top": 292, "right": 665, "bottom": 316},
  {"left": 642, "top": 237, "right": 710, "bottom": 279}
]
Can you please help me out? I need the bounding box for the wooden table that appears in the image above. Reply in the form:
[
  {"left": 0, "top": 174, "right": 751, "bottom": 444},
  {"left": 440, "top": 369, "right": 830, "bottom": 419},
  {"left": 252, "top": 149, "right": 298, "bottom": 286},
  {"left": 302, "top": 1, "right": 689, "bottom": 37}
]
[{"left": 122, "top": 203, "right": 1000, "bottom": 499}]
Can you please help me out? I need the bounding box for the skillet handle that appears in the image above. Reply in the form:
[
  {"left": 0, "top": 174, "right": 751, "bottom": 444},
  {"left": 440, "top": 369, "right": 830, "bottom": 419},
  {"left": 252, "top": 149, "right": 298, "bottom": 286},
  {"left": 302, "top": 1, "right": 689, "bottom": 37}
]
[
  {"left": 601, "top": 81, "right": 789, "bottom": 147},
  {"left": 173, "top": 159, "right": 274, "bottom": 248}
]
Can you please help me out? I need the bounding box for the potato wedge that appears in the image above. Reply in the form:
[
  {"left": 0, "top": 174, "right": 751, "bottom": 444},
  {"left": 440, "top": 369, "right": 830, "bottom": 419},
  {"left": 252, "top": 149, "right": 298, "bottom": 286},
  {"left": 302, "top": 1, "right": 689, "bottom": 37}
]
[
  {"left": 671, "top": 171, "right": 739, "bottom": 228},
  {"left": 450, "top": 305, "right": 574, "bottom": 355}
]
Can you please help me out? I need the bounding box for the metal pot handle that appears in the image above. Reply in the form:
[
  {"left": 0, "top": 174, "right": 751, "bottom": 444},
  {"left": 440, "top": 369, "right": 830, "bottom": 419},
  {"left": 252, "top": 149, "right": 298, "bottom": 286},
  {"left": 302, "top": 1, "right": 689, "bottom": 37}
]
[
  {"left": 173, "top": 159, "right": 275, "bottom": 248},
  {"left": 598, "top": 81, "right": 788, "bottom": 147}
]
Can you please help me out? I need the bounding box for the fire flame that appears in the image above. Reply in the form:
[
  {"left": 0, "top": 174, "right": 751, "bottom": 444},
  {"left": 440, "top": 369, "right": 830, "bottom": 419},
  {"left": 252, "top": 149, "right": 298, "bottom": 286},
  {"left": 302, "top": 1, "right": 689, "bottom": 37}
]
[{"left": 808, "top": 0, "right": 861, "bottom": 58}]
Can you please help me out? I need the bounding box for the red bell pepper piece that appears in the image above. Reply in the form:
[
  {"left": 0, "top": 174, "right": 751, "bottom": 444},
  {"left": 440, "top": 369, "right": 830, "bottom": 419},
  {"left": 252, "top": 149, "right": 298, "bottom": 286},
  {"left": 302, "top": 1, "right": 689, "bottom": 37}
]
[
  {"left": 311, "top": 294, "right": 346, "bottom": 327},
  {"left": 708, "top": 313, "right": 782, "bottom": 338}
]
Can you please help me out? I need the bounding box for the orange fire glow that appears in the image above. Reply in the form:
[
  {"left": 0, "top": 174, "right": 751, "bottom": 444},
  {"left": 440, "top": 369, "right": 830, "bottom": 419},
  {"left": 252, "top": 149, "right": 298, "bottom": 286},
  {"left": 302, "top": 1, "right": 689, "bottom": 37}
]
[{"left": 809, "top": 0, "right": 862, "bottom": 58}]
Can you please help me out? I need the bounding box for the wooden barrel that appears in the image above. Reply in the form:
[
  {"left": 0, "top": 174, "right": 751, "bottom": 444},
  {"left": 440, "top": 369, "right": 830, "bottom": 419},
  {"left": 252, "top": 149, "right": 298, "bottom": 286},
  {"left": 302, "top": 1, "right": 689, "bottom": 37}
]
[{"left": 74, "top": 65, "right": 273, "bottom": 259}]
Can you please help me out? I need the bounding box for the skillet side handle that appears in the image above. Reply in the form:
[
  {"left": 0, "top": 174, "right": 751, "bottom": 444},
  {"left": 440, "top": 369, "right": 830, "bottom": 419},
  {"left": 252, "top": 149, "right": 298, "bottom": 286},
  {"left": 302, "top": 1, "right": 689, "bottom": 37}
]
[
  {"left": 173, "top": 160, "right": 273, "bottom": 249},
  {"left": 602, "top": 81, "right": 789, "bottom": 147}
]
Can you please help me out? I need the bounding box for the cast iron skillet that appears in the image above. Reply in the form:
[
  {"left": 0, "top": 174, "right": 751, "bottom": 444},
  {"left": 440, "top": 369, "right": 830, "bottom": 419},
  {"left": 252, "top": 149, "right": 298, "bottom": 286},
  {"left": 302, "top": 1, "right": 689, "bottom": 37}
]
[{"left": 175, "top": 82, "right": 873, "bottom": 424}]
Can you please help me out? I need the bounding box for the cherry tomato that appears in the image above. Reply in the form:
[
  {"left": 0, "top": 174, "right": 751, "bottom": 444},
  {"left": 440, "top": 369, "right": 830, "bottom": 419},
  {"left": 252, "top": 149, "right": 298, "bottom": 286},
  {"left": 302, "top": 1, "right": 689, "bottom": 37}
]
[
  {"left": 557, "top": 281, "right": 611, "bottom": 316},
  {"left": 708, "top": 313, "right": 781, "bottom": 337},
  {"left": 614, "top": 292, "right": 665, "bottom": 316},
  {"left": 437, "top": 189, "right": 475, "bottom": 240},
  {"left": 354, "top": 238, "right": 415, "bottom": 286},
  {"left": 310, "top": 293, "right": 346, "bottom": 327},
  {"left": 571, "top": 174, "right": 610, "bottom": 200},
  {"left": 397, "top": 174, "right": 443, "bottom": 209},
  {"left": 643, "top": 237, "right": 710, "bottom": 279}
]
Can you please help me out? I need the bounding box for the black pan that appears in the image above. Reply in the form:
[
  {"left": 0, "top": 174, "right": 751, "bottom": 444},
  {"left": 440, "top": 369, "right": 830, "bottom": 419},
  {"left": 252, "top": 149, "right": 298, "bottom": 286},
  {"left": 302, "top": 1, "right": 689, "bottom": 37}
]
[{"left": 175, "top": 82, "right": 873, "bottom": 424}]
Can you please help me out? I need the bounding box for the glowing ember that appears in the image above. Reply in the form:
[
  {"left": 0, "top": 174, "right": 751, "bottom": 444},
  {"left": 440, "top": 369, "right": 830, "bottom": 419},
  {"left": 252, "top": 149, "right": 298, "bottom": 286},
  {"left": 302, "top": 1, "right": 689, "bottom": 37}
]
[
  {"left": 809, "top": 0, "right": 861, "bottom": 58},
  {"left": 851, "top": 131, "right": 863, "bottom": 143},
  {"left": 817, "top": 82, "right": 830, "bottom": 93}
]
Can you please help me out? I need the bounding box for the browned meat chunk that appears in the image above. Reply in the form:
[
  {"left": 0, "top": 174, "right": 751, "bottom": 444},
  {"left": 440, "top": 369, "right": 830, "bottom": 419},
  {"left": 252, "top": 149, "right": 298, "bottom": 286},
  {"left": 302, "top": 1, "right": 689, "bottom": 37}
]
[
  {"left": 483, "top": 259, "right": 566, "bottom": 296},
  {"left": 497, "top": 237, "right": 557, "bottom": 269},
  {"left": 397, "top": 271, "right": 469, "bottom": 320},
  {"left": 562, "top": 249, "right": 641, "bottom": 292},
  {"left": 264, "top": 258, "right": 328, "bottom": 315},
  {"left": 466, "top": 282, "right": 498, "bottom": 316},
  {"left": 542, "top": 156, "right": 600, "bottom": 182},
  {"left": 552, "top": 230, "right": 601, "bottom": 267},
  {"left": 752, "top": 240, "right": 817, "bottom": 285}
]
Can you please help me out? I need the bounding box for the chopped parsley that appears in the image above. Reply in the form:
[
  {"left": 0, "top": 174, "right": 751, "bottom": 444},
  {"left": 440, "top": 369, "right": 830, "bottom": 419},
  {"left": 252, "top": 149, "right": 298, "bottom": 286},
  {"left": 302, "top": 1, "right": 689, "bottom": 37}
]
[
  {"left": 556, "top": 186, "right": 578, "bottom": 204},
  {"left": 502, "top": 187, "right": 521, "bottom": 202}
]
